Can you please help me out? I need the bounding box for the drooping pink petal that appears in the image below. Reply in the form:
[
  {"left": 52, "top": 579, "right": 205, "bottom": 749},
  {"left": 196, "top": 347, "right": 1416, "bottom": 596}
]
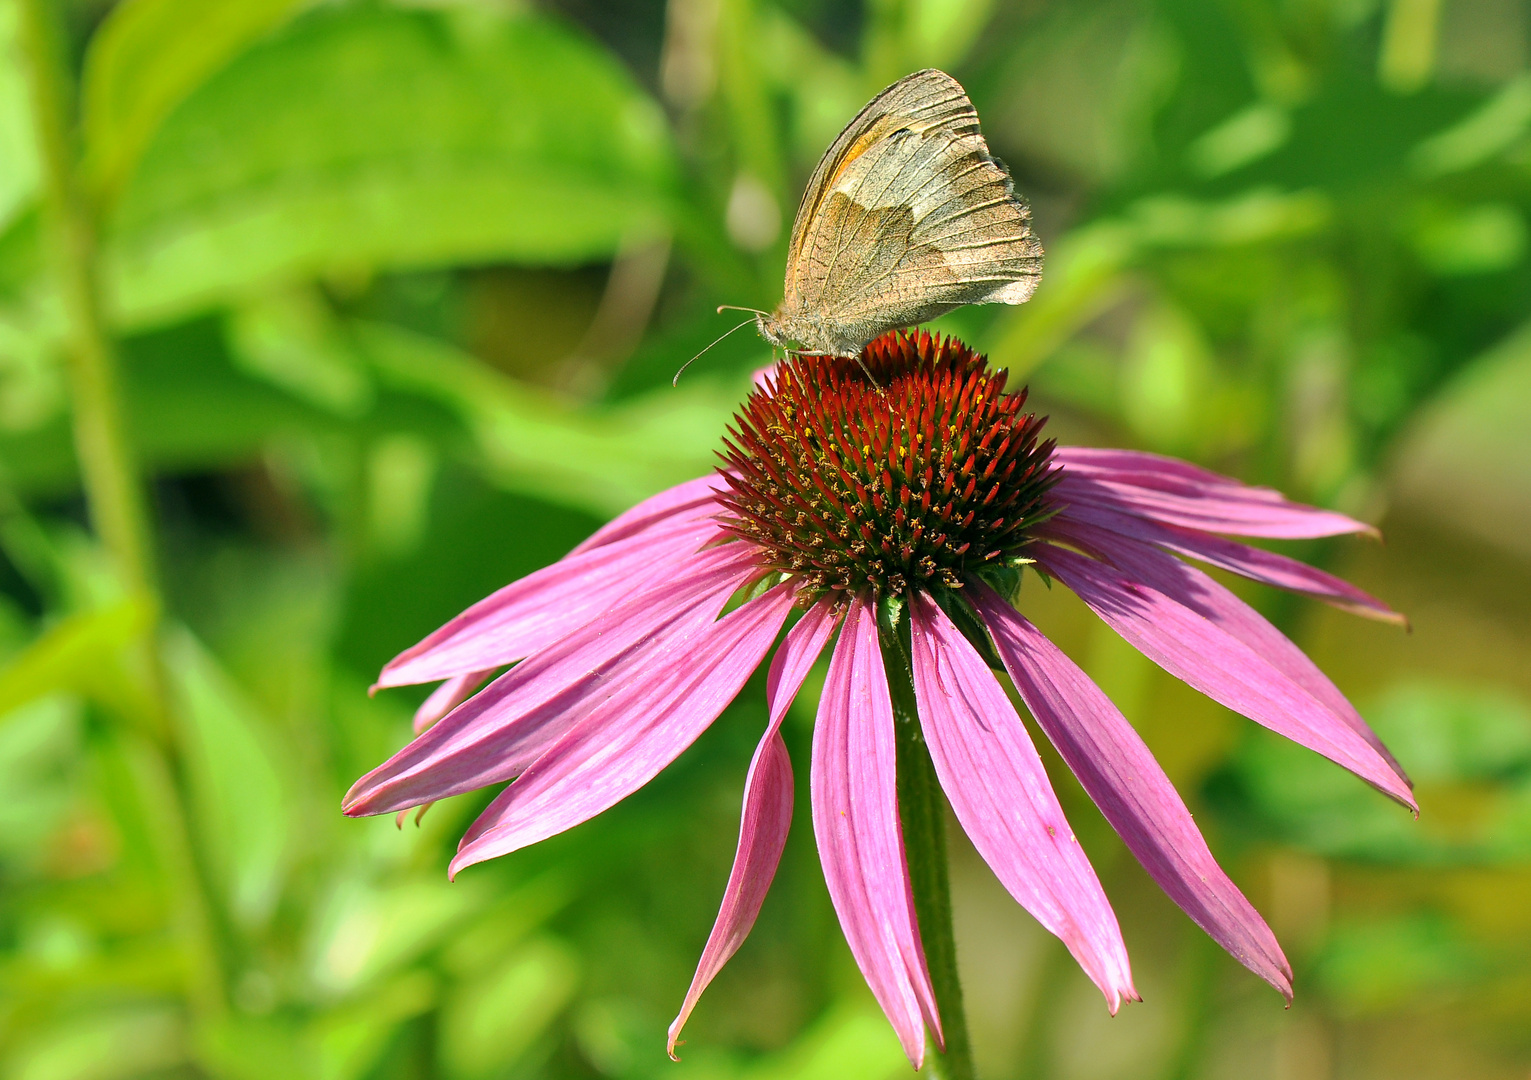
[
  {"left": 1036, "top": 544, "right": 1416, "bottom": 809},
  {"left": 668, "top": 601, "right": 841, "bottom": 1060},
  {"left": 413, "top": 669, "right": 496, "bottom": 734},
  {"left": 1050, "top": 470, "right": 1374, "bottom": 540},
  {"left": 378, "top": 513, "right": 724, "bottom": 689},
  {"left": 811, "top": 596, "right": 938, "bottom": 1068},
  {"left": 1050, "top": 518, "right": 1412, "bottom": 790},
  {"left": 907, "top": 592, "right": 1136, "bottom": 1011},
  {"left": 1053, "top": 447, "right": 1291, "bottom": 499},
  {"left": 345, "top": 544, "right": 758, "bottom": 816},
  {"left": 1054, "top": 500, "right": 1402, "bottom": 624},
  {"left": 569, "top": 473, "right": 727, "bottom": 557},
  {"left": 449, "top": 584, "right": 796, "bottom": 876},
  {"left": 970, "top": 585, "right": 1292, "bottom": 999}
]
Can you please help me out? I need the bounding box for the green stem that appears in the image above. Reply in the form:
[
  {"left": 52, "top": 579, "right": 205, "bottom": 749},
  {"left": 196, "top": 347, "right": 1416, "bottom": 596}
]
[
  {"left": 17, "top": 0, "right": 156, "bottom": 600},
  {"left": 879, "top": 608, "right": 977, "bottom": 1080},
  {"left": 17, "top": 0, "right": 227, "bottom": 1019}
]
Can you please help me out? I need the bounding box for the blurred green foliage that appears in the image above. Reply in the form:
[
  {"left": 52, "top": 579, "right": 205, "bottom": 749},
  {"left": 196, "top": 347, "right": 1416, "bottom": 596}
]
[{"left": 2, "top": 0, "right": 1531, "bottom": 1078}]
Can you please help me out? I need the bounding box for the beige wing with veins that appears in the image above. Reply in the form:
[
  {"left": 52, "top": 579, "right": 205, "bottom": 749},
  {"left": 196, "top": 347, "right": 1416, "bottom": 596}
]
[{"left": 780, "top": 69, "right": 1042, "bottom": 351}]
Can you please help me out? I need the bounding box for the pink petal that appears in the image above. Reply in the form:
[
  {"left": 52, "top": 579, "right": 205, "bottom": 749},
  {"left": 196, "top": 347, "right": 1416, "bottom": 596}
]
[
  {"left": 811, "top": 596, "right": 938, "bottom": 1068},
  {"left": 667, "top": 601, "right": 840, "bottom": 1060},
  {"left": 1053, "top": 447, "right": 1291, "bottom": 499},
  {"left": 570, "top": 474, "right": 726, "bottom": 557},
  {"left": 449, "top": 584, "right": 796, "bottom": 876},
  {"left": 1036, "top": 544, "right": 1416, "bottom": 808},
  {"left": 907, "top": 592, "right": 1136, "bottom": 1011},
  {"left": 970, "top": 585, "right": 1292, "bottom": 999},
  {"left": 377, "top": 513, "right": 723, "bottom": 689},
  {"left": 1050, "top": 471, "right": 1374, "bottom": 540},
  {"left": 413, "top": 669, "right": 496, "bottom": 734},
  {"left": 345, "top": 544, "right": 758, "bottom": 816},
  {"left": 1055, "top": 500, "right": 1402, "bottom": 624},
  {"left": 1050, "top": 519, "right": 1412, "bottom": 792}
]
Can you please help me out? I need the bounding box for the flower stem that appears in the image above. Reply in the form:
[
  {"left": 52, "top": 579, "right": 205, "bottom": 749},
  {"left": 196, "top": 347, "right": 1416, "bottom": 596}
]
[
  {"left": 879, "top": 607, "right": 977, "bottom": 1080},
  {"left": 17, "top": 0, "right": 156, "bottom": 599}
]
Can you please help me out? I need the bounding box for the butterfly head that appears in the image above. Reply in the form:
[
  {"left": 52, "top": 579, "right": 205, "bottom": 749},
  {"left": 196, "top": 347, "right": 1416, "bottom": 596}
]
[
  {"left": 754, "top": 307, "right": 869, "bottom": 360},
  {"left": 755, "top": 310, "right": 789, "bottom": 350}
]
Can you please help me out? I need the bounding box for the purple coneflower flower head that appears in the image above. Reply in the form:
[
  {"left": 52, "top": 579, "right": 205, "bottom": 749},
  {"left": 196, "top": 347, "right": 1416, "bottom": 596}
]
[{"left": 344, "top": 331, "right": 1413, "bottom": 1067}]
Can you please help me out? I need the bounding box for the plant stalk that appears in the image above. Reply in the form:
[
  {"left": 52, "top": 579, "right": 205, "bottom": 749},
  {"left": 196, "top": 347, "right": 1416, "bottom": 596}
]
[
  {"left": 18, "top": 0, "right": 227, "bottom": 1019},
  {"left": 16, "top": 0, "right": 156, "bottom": 600},
  {"left": 880, "top": 609, "right": 977, "bottom": 1080}
]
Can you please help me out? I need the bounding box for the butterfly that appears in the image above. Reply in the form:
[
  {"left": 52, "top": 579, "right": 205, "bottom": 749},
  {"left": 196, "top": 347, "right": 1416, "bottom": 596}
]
[{"left": 755, "top": 68, "right": 1042, "bottom": 358}]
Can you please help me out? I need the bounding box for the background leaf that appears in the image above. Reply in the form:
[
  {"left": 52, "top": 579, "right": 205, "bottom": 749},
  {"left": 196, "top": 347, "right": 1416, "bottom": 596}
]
[{"left": 103, "top": 5, "right": 678, "bottom": 328}]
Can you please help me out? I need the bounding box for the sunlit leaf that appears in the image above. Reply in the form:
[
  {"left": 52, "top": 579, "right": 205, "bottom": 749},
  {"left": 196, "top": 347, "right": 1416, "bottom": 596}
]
[
  {"left": 355, "top": 320, "right": 732, "bottom": 516},
  {"left": 1215, "top": 679, "right": 1531, "bottom": 865},
  {"left": 306, "top": 875, "right": 484, "bottom": 999},
  {"left": 104, "top": 5, "right": 677, "bottom": 329},
  {"left": 742, "top": 1005, "right": 910, "bottom": 1080},
  {"left": 0, "top": 596, "right": 154, "bottom": 719},
  {"left": 80, "top": 0, "right": 308, "bottom": 201},
  {"left": 437, "top": 936, "right": 579, "bottom": 1078},
  {"left": 311, "top": 972, "right": 437, "bottom": 1080},
  {"left": 4, "top": 1006, "right": 184, "bottom": 1080},
  {"left": 228, "top": 289, "right": 374, "bottom": 418},
  {"left": 0, "top": 0, "right": 39, "bottom": 232},
  {"left": 163, "top": 627, "right": 292, "bottom": 928},
  {"left": 0, "top": 696, "right": 81, "bottom": 869}
]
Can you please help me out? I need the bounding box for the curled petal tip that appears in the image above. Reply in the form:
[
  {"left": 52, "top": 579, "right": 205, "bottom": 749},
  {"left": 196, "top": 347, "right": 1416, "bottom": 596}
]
[
  {"left": 665, "top": 1030, "right": 683, "bottom": 1062},
  {"left": 340, "top": 786, "right": 366, "bottom": 816},
  {"left": 447, "top": 847, "right": 480, "bottom": 881},
  {"left": 1105, "top": 983, "right": 1141, "bottom": 1015}
]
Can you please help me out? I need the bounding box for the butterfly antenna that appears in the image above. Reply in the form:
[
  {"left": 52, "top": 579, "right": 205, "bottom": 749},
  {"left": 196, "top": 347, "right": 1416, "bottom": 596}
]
[
  {"left": 717, "top": 304, "right": 769, "bottom": 316},
  {"left": 673, "top": 317, "right": 758, "bottom": 386}
]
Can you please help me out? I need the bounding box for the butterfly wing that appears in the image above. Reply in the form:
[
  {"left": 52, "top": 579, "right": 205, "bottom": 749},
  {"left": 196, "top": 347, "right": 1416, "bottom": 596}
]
[{"left": 780, "top": 69, "right": 1041, "bottom": 353}]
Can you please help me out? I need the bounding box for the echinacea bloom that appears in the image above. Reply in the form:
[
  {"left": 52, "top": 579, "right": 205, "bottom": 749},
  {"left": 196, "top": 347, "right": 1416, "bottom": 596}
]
[{"left": 344, "top": 331, "right": 1412, "bottom": 1067}]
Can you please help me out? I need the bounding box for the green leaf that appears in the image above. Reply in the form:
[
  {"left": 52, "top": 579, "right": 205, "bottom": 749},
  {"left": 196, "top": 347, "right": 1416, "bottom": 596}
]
[
  {"left": 742, "top": 1005, "right": 910, "bottom": 1080},
  {"left": 1393, "top": 318, "right": 1531, "bottom": 558},
  {"left": 0, "top": 596, "right": 154, "bottom": 719},
  {"left": 105, "top": 5, "right": 677, "bottom": 329},
  {"left": 228, "top": 289, "right": 374, "bottom": 417},
  {"left": 438, "top": 936, "right": 579, "bottom": 1079},
  {"left": 306, "top": 875, "right": 484, "bottom": 999},
  {"left": 1315, "top": 915, "right": 1481, "bottom": 1015},
  {"left": 163, "top": 626, "right": 292, "bottom": 928},
  {"left": 0, "top": 696, "right": 81, "bottom": 869},
  {"left": 5, "top": 1006, "right": 184, "bottom": 1080},
  {"left": 0, "top": 0, "right": 40, "bottom": 233},
  {"left": 310, "top": 972, "right": 437, "bottom": 1080},
  {"left": 356, "top": 320, "right": 731, "bottom": 516},
  {"left": 80, "top": 0, "right": 307, "bottom": 201},
  {"left": 1217, "top": 679, "right": 1531, "bottom": 865}
]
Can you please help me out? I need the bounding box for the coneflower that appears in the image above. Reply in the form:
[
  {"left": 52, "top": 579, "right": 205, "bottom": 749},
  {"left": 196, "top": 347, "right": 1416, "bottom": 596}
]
[{"left": 344, "top": 330, "right": 1412, "bottom": 1068}]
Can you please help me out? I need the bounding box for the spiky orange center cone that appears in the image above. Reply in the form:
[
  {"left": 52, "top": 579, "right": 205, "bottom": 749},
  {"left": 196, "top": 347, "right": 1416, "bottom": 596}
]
[{"left": 717, "top": 331, "right": 1057, "bottom": 603}]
